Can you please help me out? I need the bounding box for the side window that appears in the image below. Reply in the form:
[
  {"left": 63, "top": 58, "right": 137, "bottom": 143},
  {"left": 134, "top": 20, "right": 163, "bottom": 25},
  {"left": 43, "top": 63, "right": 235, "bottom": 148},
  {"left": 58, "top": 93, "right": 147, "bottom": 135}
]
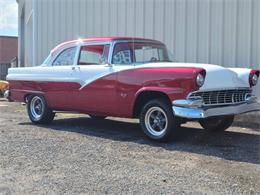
[
  {"left": 113, "top": 50, "right": 132, "bottom": 64},
  {"left": 112, "top": 43, "right": 132, "bottom": 64},
  {"left": 52, "top": 47, "right": 77, "bottom": 66},
  {"left": 135, "top": 48, "right": 160, "bottom": 62},
  {"left": 78, "top": 44, "right": 109, "bottom": 65}
]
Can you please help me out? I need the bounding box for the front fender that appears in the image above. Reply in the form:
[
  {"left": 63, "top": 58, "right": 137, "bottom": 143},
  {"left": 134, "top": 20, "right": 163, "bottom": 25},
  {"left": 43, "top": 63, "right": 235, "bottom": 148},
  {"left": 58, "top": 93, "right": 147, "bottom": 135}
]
[{"left": 228, "top": 68, "right": 252, "bottom": 86}]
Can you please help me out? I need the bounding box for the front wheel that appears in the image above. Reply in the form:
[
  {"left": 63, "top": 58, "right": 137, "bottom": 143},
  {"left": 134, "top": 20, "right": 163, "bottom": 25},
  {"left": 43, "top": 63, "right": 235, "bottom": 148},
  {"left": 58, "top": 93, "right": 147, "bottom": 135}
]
[
  {"left": 199, "top": 115, "right": 234, "bottom": 132},
  {"left": 27, "top": 95, "right": 55, "bottom": 124},
  {"left": 140, "top": 99, "right": 179, "bottom": 141}
]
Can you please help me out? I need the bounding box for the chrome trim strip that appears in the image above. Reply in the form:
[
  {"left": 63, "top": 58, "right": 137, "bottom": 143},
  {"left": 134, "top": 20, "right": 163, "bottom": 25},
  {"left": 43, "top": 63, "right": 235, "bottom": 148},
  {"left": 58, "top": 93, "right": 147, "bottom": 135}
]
[
  {"left": 74, "top": 44, "right": 81, "bottom": 65},
  {"left": 108, "top": 41, "right": 116, "bottom": 64},
  {"left": 7, "top": 75, "right": 84, "bottom": 85}
]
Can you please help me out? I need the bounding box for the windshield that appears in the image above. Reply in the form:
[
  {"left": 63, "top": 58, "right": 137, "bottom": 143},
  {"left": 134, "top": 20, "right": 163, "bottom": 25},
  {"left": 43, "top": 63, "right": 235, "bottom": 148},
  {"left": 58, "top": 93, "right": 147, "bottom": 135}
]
[
  {"left": 112, "top": 42, "right": 173, "bottom": 65},
  {"left": 42, "top": 53, "right": 52, "bottom": 65}
]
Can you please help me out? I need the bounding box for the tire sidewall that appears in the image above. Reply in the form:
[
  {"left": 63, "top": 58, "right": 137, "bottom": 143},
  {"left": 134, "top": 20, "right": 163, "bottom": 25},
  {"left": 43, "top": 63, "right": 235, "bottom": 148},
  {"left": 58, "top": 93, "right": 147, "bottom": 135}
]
[
  {"left": 199, "top": 115, "right": 234, "bottom": 132},
  {"left": 27, "top": 95, "right": 49, "bottom": 123},
  {"left": 140, "top": 99, "right": 175, "bottom": 141}
]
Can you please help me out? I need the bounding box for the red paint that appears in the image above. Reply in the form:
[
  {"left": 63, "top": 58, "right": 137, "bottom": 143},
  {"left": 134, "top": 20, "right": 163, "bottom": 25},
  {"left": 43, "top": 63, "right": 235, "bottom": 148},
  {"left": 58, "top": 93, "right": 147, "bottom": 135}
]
[
  {"left": 115, "top": 67, "right": 204, "bottom": 117},
  {"left": 9, "top": 67, "right": 204, "bottom": 118},
  {"left": 249, "top": 69, "right": 259, "bottom": 87}
]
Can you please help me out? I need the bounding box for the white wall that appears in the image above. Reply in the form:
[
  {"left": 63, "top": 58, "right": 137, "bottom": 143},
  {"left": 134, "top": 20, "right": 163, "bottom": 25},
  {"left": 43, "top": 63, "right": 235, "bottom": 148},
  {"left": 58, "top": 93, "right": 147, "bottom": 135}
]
[{"left": 18, "top": 0, "right": 260, "bottom": 96}]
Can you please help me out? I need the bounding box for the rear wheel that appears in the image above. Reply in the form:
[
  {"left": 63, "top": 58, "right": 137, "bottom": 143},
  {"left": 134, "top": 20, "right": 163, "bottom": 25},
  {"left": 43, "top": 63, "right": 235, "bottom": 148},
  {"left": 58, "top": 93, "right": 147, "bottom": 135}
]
[
  {"left": 140, "top": 99, "right": 179, "bottom": 141},
  {"left": 89, "top": 115, "right": 107, "bottom": 120},
  {"left": 199, "top": 115, "right": 234, "bottom": 132},
  {"left": 27, "top": 95, "right": 55, "bottom": 124}
]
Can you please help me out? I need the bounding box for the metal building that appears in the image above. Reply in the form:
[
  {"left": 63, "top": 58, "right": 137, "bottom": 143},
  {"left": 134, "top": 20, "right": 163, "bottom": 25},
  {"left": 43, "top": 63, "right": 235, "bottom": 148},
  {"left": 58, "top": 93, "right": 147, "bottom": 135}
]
[
  {"left": 17, "top": 0, "right": 260, "bottom": 95},
  {"left": 0, "top": 36, "right": 18, "bottom": 80}
]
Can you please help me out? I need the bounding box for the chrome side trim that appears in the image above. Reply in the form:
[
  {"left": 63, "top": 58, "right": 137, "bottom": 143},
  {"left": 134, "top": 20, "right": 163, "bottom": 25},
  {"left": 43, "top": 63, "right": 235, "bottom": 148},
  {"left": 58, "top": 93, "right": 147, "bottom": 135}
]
[{"left": 108, "top": 41, "right": 116, "bottom": 64}]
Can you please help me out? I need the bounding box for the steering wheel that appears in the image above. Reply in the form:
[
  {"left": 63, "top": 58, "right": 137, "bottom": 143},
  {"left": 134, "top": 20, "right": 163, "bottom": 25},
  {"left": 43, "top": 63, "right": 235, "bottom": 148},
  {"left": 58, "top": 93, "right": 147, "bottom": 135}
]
[{"left": 150, "top": 57, "right": 158, "bottom": 62}]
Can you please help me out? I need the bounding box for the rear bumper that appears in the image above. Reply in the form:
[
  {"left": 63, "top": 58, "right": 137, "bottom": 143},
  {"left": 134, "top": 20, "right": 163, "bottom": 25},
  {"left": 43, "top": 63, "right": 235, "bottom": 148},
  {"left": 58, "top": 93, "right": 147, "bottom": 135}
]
[
  {"left": 4, "top": 90, "right": 9, "bottom": 98},
  {"left": 4, "top": 90, "right": 12, "bottom": 101},
  {"left": 172, "top": 96, "right": 260, "bottom": 119}
]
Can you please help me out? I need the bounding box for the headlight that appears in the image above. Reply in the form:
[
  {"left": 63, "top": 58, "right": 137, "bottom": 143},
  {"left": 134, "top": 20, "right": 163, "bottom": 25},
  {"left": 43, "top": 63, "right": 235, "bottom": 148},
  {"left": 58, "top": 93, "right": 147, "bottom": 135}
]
[
  {"left": 252, "top": 74, "right": 258, "bottom": 86},
  {"left": 249, "top": 70, "right": 259, "bottom": 86},
  {"left": 196, "top": 73, "right": 205, "bottom": 87}
]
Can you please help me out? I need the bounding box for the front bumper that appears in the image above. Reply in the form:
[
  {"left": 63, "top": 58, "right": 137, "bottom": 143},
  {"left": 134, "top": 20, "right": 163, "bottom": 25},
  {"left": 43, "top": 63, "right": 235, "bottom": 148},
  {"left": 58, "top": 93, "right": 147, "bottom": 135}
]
[{"left": 172, "top": 96, "right": 260, "bottom": 119}]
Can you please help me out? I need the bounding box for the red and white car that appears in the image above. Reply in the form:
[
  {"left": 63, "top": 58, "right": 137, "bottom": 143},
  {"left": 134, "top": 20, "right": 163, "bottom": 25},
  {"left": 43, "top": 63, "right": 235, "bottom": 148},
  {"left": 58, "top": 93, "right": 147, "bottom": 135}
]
[{"left": 6, "top": 37, "right": 260, "bottom": 141}]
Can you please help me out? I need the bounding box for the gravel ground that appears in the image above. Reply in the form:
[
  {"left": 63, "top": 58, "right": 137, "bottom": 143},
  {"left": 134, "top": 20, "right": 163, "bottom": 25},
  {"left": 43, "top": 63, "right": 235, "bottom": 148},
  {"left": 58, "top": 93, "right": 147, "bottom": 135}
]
[{"left": 0, "top": 99, "right": 260, "bottom": 194}]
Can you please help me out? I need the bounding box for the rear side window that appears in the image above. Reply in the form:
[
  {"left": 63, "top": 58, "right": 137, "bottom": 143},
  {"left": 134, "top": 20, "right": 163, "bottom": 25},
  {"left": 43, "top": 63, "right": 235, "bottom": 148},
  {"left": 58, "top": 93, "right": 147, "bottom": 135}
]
[
  {"left": 112, "top": 42, "right": 170, "bottom": 64},
  {"left": 112, "top": 42, "right": 132, "bottom": 64},
  {"left": 52, "top": 47, "right": 77, "bottom": 66},
  {"left": 78, "top": 44, "right": 110, "bottom": 65}
]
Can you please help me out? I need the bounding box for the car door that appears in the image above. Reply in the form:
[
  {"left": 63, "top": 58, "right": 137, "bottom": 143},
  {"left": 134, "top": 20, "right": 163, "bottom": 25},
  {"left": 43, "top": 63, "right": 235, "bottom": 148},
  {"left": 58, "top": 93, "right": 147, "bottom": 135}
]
[
  {"left": 67, "top": 43, "right": 119, "bottom": 115},
  {"left": 43, "top": 46, "right": 80, "bottom": 110}
]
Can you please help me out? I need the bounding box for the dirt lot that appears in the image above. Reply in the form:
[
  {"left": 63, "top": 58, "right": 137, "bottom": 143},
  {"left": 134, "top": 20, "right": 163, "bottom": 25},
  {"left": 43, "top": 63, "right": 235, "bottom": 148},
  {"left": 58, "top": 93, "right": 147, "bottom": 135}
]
[{"left": 0, "top": 99, "right": 260, "bottom": 194}]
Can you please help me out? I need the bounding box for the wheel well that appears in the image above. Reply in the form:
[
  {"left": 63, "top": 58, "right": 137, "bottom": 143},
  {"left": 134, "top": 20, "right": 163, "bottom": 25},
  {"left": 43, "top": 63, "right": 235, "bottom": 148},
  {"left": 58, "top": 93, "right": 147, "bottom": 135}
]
[
  {"left": 133, "top": 91, "right": 171, "bottom": 118},
  {"left": 24, "top": 93, "right": 40, "bottom": 103},
  {"left": 24, "top": 94, "right": 32, "bottom": 103}
]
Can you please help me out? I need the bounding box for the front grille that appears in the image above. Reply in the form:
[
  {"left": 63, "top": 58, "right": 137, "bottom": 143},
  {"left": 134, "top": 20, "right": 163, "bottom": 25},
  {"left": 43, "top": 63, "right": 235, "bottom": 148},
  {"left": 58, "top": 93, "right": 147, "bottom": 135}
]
[{"left": 188, "top": 88, "right": 252, "bottom": 106}]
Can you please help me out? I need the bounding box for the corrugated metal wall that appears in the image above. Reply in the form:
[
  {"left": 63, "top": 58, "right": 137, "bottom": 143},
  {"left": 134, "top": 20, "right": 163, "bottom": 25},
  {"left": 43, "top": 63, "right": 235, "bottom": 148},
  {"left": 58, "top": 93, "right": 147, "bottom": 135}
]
[
  {"left": 0, "top": 64, "right": 11, "bottom": 80},
  {"left": 18, "top": 0, "right": 260, "bottom": 95}
]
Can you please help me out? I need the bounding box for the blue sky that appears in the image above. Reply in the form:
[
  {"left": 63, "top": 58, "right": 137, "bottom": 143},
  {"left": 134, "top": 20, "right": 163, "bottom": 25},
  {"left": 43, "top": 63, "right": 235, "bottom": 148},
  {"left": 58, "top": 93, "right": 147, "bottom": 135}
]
[{"left": 0, "top": 0, "right": 18, "bottom": 36}]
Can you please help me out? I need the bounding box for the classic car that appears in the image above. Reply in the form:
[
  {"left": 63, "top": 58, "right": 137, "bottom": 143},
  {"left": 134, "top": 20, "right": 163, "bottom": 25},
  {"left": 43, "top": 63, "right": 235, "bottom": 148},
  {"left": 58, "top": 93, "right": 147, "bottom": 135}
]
[
  {"left": 6, "top": 37, "right": 260, "bottom": 141},
  {"left": 0, "top": 80, "right": 9, "bottom": 97}
]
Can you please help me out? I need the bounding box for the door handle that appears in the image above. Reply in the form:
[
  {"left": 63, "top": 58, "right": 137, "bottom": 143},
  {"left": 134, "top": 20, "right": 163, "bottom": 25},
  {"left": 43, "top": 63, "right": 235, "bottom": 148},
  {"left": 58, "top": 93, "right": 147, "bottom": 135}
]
[{"left": 71, "top": 66, "right": 80, "bottom": 70}]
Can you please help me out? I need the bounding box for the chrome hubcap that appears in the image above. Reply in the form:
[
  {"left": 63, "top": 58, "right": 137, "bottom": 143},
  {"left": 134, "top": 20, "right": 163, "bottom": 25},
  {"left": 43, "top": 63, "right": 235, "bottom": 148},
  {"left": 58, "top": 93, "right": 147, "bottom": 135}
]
[
  {"left": 144, "top": 107, "right": 168, "bottom": 137},
  {"left": 30, "top": 96, "right": 44, "bottom": 120}
]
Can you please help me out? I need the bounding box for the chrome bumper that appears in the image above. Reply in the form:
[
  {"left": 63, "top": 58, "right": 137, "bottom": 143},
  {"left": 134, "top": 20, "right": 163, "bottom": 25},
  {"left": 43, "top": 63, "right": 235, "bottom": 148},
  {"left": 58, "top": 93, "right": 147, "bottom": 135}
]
[
  {"left": 4, "top": 90, "right": 10, "bottom": 99},
  {"left": 172, "top": 96, "right": 260, "bottom": 119}
]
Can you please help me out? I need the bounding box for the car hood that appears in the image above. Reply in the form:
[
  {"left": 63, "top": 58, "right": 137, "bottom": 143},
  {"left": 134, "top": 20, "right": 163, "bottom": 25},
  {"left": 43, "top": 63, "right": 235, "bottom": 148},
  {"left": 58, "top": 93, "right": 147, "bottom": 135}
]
[{"left": 137, "top": 62, "right": 250, "bottom": 90}]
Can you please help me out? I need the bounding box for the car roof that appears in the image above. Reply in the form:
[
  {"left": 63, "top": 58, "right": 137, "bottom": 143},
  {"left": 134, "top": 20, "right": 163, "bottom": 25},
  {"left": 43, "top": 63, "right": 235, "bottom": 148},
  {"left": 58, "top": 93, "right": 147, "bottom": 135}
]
[{"left": 51, "top": 36, "right": 164, "bottom": 53}]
